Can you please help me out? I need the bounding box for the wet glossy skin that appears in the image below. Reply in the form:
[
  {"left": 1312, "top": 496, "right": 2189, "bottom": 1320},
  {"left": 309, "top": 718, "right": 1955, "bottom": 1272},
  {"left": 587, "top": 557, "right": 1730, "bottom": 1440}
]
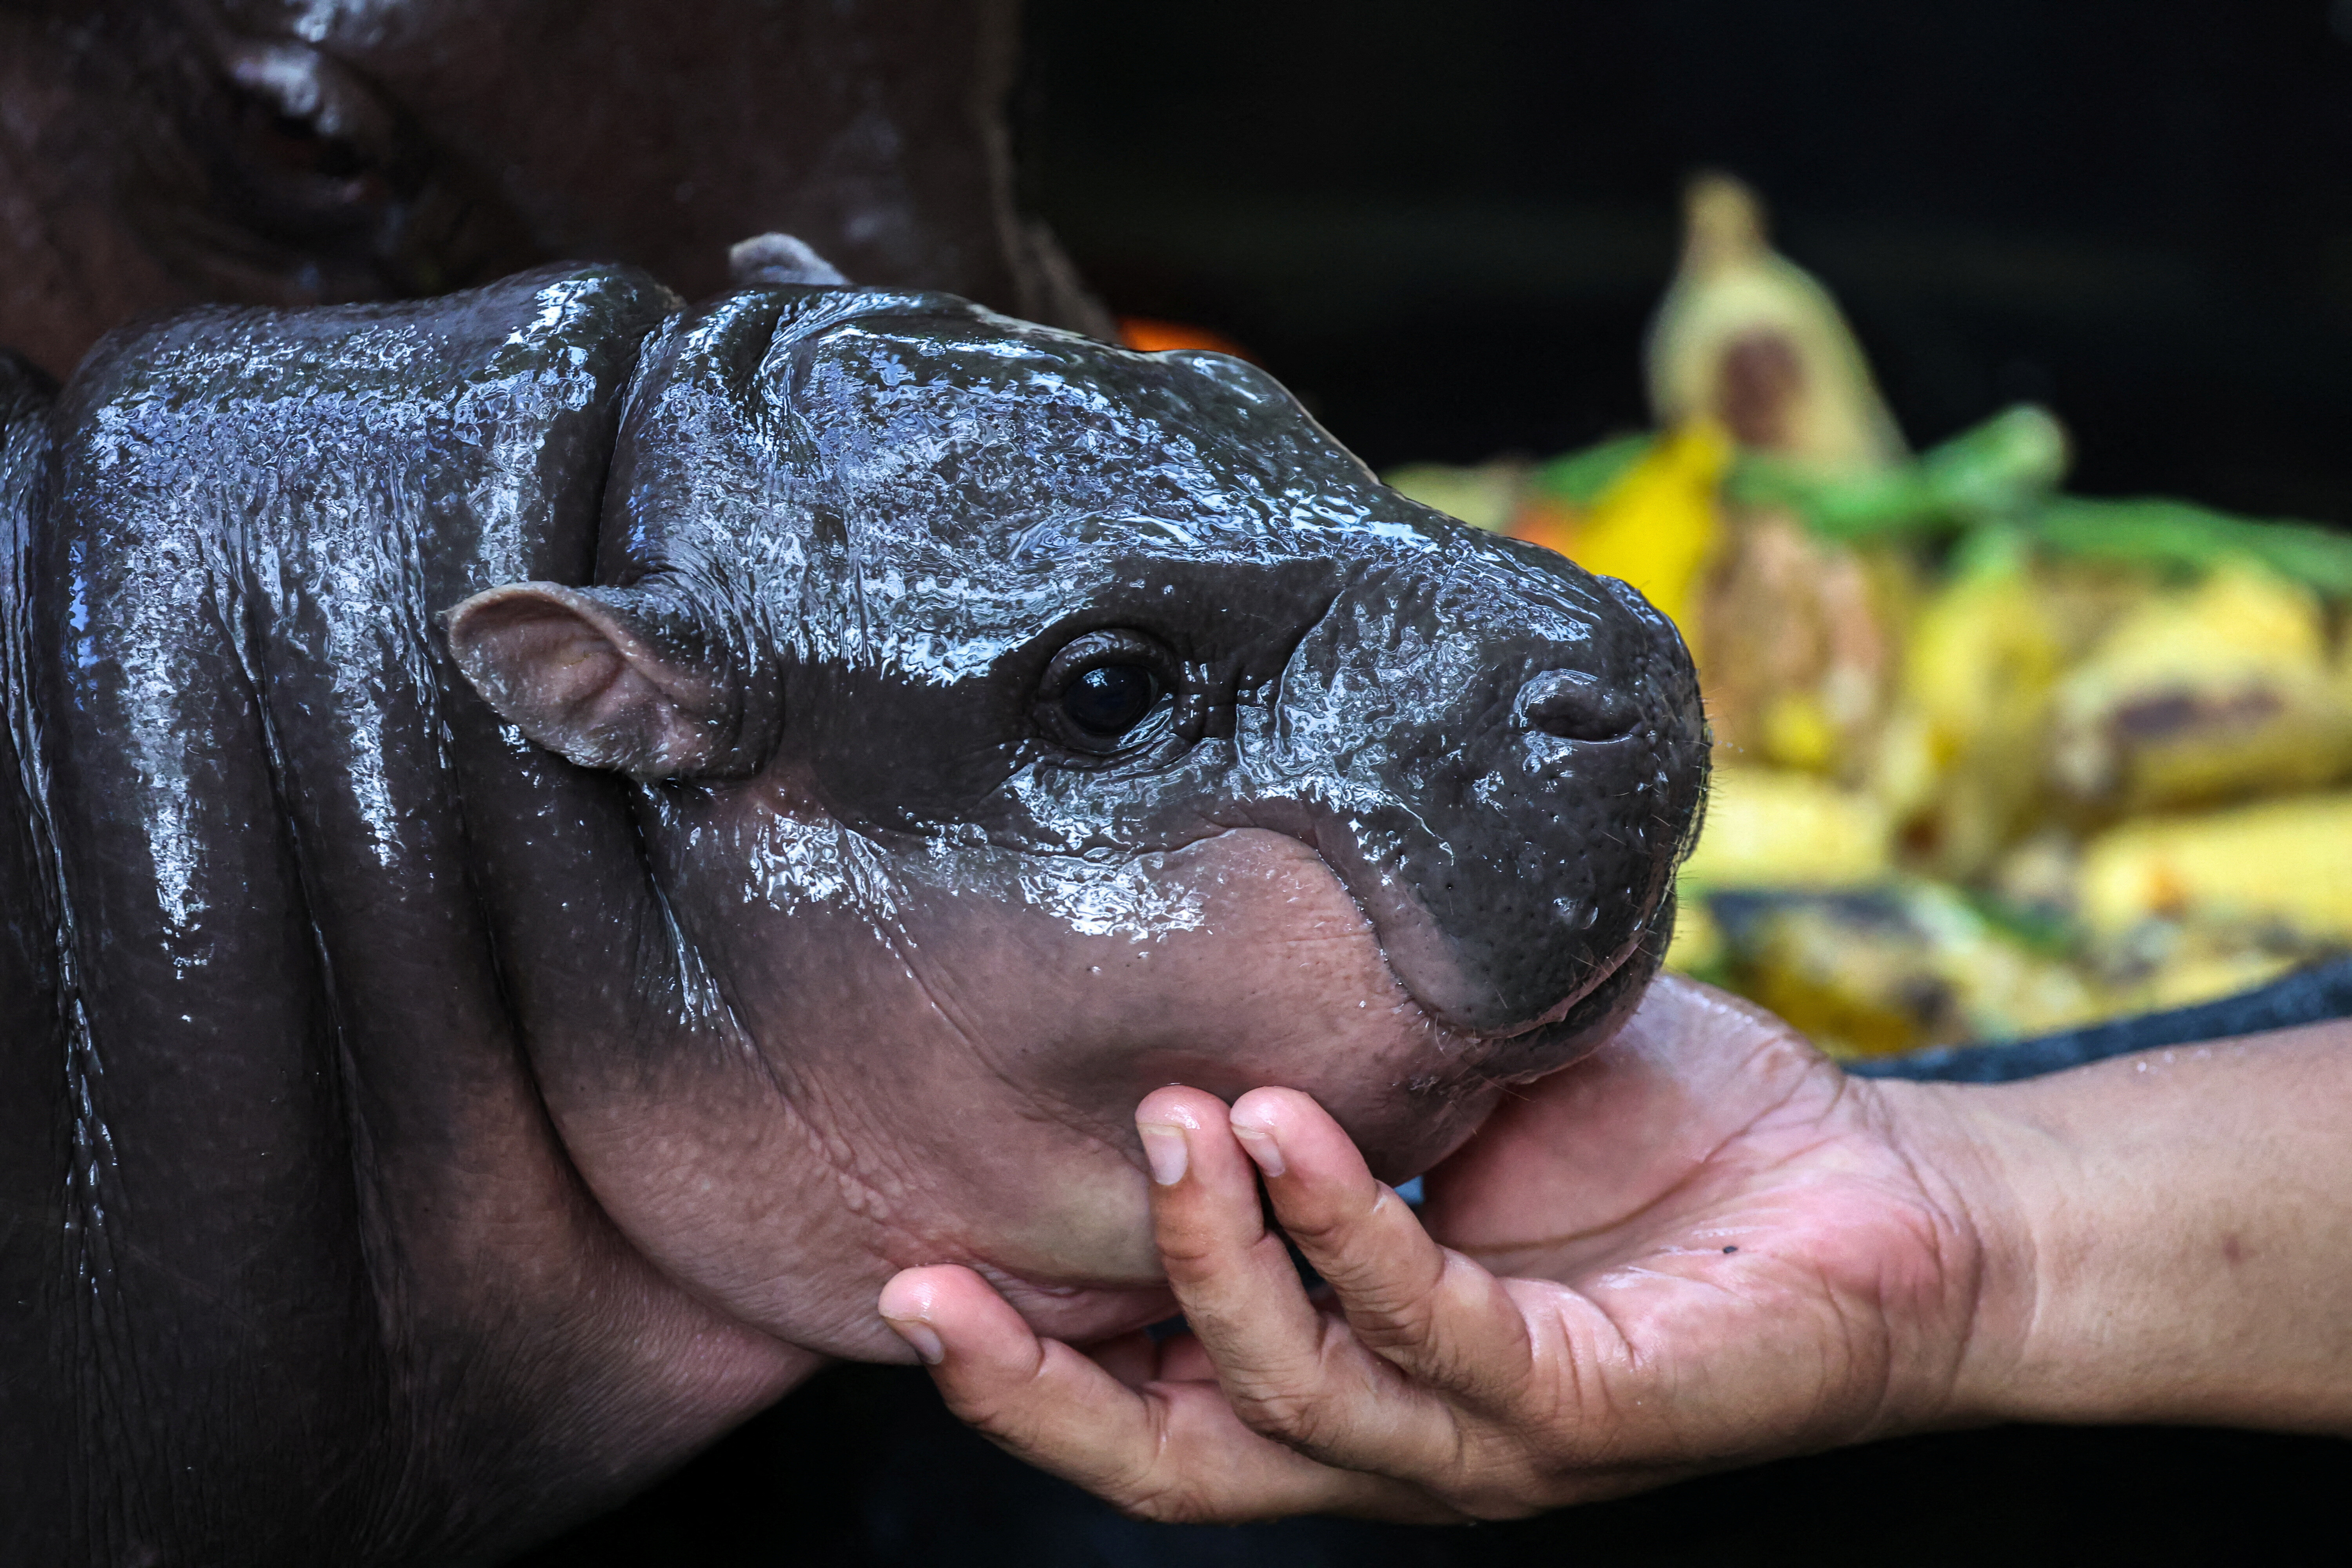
[{"left": 0, "top": 265, "right": 1703, "bottom": 1563}]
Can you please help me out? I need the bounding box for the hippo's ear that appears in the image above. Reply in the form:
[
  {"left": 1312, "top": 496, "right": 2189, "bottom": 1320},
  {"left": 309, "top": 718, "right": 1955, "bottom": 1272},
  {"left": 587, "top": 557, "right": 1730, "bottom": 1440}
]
[{"left": 445, "top": 584, "right": 744, "bottom": 780}]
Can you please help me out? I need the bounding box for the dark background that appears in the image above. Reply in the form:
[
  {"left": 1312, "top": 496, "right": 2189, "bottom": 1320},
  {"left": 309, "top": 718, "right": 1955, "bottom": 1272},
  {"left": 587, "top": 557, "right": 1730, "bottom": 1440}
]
[
  {"left": 1021, "top": 0, "right": 2352, "bottom": 522},
  {"left": 519, "top": 1359, "right": 2350, "bottom": 1567},
  {"left": 523, "top": 5, "right": 2352, "bottom": 1563}
]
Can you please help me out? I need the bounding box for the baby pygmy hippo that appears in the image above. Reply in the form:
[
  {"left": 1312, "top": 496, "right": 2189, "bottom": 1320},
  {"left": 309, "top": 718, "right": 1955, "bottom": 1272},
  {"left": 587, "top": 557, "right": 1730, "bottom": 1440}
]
[{"left": 0, "top": 252, "right": 1704, "bottom": 1565}]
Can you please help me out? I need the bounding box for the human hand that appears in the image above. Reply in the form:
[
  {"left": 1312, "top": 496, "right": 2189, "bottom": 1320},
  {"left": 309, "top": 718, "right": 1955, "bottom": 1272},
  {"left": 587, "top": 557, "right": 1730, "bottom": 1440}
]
[{"left": 875, "top": 975, "right": 2005, "bottom": 1521}]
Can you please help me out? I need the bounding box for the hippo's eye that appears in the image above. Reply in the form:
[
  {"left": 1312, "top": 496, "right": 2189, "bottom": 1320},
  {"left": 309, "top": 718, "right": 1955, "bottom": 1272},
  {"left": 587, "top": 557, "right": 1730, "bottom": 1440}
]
[
  {"left": 220, "top": 42, "right": 407, "bottom": 200},
  {"left": 1036, "top": 629, "right": 1177, "bottom": 754},
  {"left": 206, "top": 38, "right": 529, "bottom": 299},
  {"left": 1065, "top": 665, "right": 1158, "bottom": 735}
]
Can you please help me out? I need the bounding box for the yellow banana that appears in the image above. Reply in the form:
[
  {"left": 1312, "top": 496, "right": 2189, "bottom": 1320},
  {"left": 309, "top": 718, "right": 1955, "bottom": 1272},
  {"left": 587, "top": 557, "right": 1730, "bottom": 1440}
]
[{"left": 1647, "top": 173, "right": 1906, "bottom": 473}]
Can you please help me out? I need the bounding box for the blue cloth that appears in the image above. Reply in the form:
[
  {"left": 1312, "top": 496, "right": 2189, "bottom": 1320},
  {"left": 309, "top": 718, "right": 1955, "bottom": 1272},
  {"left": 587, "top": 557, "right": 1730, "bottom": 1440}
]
[{"left": 1853, "top": 954, "right": 2352, "bottom": 1083}]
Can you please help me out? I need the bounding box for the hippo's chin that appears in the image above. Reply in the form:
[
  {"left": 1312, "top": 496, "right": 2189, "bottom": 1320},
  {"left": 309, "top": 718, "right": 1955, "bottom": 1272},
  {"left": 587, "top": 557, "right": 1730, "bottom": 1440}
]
[
  {"left": 1262, "top": 836, "right": 1672, "bottom": 1093},
  {"left": 1443, "top": 908, "right": 1673, "bottom": 1081},
  {"left": 1206, "top": 798, "right": 1676, "bottom": 1058}
]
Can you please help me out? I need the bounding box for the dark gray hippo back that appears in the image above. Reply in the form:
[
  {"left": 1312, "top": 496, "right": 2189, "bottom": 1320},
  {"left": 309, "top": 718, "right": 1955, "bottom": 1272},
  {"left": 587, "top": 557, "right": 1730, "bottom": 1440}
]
[{"left": 0, "top": 265, "right": 700, "bottom": 1565}]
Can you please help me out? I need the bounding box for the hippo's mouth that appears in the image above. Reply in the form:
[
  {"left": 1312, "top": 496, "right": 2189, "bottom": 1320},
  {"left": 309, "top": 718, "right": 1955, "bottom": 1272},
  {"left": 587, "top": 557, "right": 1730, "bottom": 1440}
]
[
  {"left": 1471, "top": 928, "right": 1646, "bottom": 1037},
  {"left": 1204, "top": 800, "right": 1666, "bottom": 1065},
  {"left": 1397, "top": 923, "right": 1657, "bottom": 1082}
]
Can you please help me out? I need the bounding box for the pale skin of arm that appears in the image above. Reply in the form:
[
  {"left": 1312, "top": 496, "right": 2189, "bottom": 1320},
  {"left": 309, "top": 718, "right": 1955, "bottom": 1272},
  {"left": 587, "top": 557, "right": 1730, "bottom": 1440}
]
[{"left": 875, "top": 975, "right": 2352, "bottom": 1523}]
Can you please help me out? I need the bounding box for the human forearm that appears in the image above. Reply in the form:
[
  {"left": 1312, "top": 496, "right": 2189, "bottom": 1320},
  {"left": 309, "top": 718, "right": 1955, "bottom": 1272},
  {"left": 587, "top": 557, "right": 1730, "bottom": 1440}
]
[{"left": 1932, "top": 1022, "right": 2352, "bottom": 1432}]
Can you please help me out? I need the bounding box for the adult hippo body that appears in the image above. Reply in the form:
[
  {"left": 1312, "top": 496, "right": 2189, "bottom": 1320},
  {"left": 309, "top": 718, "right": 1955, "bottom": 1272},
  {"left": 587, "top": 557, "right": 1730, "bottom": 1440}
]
[
  {"left": 0, "top": 0, "right": 1111, "bottom": 379},
  {"left": 0, "top": 260, "right": 1706, "bottom": 1565}
]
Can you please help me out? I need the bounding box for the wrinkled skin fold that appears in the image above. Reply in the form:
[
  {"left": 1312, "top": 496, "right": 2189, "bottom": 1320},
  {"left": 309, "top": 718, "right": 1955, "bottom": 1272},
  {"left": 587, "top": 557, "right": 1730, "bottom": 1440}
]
[{"left": 0, "top": 263, "right": 1704, "bottom": 1565}]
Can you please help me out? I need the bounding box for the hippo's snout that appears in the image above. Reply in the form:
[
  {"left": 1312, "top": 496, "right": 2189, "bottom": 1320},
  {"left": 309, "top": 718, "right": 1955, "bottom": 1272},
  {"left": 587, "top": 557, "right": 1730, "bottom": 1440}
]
[{"left": 1235, "top": 532, "right": 1708, "bottom": 1066}]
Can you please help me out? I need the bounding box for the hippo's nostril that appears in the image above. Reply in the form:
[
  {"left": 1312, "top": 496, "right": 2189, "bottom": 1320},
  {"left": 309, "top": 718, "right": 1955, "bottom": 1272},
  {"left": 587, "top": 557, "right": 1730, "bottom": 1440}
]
[{"left": 1516, "top": 669, "right": 1635, "bottom": 743}]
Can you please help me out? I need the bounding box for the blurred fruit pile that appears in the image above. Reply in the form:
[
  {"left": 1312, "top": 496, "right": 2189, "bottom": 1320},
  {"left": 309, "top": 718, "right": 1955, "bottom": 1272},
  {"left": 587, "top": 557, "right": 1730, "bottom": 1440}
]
[{"left": 1390, "top": 175, "right": 2352, "bottom": 1057}]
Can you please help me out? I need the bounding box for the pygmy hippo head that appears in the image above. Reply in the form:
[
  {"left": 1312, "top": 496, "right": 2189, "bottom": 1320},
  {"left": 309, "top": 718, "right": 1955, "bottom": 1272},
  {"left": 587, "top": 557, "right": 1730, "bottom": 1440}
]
[{"left": 448, "top": 278, "right": 1707, "bottom": 1358}]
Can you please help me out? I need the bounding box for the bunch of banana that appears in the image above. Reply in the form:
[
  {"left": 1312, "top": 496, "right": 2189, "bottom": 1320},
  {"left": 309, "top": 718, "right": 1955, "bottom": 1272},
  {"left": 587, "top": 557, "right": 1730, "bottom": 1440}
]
[
  {"left": 1702, "top": 881, "right": 2109, "bottom": 1056},
  {"left": 1645, "top": 173, "right": 1906, "bottom": 472},
  {"left": 1388, "top": 175, "right": 2352, "bottom": 1056},
  {"left": 2080, "top": 792, "right": 2352, "bottom": 949},
  {"left": 1639, "top": 175, "right": 1916, "bottom": 778},
  {"left": 1871, "top": 534, "right": 2071, "bottom": 878},
  {"left": 2047, "top": 564, "right": 2352, "bottom": 816}
]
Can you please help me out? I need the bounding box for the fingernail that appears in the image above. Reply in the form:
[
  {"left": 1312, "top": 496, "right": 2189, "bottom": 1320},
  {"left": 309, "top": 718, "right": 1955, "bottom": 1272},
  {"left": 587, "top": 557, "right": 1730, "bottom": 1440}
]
[
  {"left": 1230, "top": 1121, "right": 1286, "bottom": 1179},
  {"left": 884, "top": 1315, "right": 946, "bottom": 1365},
  {"left": 1138, "top": 1122, "right": 1189, "bottom": 1185}
]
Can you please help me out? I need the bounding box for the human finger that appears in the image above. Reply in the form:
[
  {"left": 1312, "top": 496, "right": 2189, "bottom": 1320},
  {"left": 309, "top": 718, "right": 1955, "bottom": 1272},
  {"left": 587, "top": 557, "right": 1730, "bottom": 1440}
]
[
  {"left": 877, "top": 1263, "right": 1442, "bottom": 1523},
  {"left": 1229, "top": 1087, "right": 1537, "bottom": 1410},
  {"left": 1137, "top": 1087, "right": 1456, "bottom": 1472}
]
